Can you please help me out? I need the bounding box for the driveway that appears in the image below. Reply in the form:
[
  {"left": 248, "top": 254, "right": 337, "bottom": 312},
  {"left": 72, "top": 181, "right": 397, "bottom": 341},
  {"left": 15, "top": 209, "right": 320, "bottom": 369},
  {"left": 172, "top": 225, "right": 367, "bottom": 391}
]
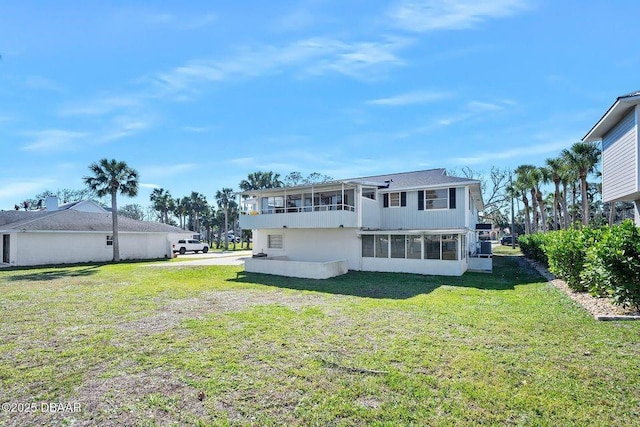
[{"left": 149, "top": 250, "right": 253, "bottom": 267}]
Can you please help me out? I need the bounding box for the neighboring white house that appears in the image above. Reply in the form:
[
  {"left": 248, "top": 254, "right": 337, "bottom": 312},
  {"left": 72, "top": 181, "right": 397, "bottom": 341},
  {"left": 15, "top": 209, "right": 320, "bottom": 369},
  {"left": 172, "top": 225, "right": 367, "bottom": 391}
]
[
  {"left": 583, "top": 91, "right": 640, "bottom": 224},
  {"left": 0, "top": 197, "right": 191, "bottom": 267},
  {"left": 239, "top": 169, "right": 489, "bottom": 278}
]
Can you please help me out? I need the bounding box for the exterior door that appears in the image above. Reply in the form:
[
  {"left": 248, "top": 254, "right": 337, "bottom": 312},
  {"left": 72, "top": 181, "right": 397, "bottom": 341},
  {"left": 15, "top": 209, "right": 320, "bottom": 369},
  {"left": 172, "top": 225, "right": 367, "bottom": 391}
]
[{"left": 2, "top": 234, "right": 9, "bottom": 264}]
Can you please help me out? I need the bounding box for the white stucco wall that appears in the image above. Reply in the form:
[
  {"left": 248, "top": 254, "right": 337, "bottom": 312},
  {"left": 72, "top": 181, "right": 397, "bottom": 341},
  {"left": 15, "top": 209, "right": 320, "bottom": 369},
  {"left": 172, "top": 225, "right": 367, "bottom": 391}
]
[
  {"left": 253, "top": 228, "right": 361, "bottom": 270},
  {"left": 13, "top": 232, "right": 172, "bottom": 266},
  {"left": 245, "top": 257, "right": 348, "bottom": 279}
]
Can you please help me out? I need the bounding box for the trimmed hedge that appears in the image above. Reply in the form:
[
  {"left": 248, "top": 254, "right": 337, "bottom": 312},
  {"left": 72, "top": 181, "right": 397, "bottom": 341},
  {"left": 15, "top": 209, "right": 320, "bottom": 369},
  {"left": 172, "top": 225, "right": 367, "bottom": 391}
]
[
  {"left": 518, "top": 233, "right": 548, "bottom": 266},
  {"left": 519, "top": 221, "right": 640, "bottom": 309},
  {"left": 582, "top": 221, "right": 640, "bottom": 309}
]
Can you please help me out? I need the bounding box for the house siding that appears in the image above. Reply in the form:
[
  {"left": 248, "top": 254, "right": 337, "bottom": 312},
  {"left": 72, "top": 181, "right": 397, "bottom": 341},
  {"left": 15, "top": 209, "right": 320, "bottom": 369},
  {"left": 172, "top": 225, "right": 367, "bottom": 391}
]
[
  {"left": 14, "top": 232, "right": 172, "bottom": 267},
  {"left": 602, "top": 109, "right": 638, "bottom": 202},
  {"left": 380, "top": 187, "right": 465, "bottom": 229}
]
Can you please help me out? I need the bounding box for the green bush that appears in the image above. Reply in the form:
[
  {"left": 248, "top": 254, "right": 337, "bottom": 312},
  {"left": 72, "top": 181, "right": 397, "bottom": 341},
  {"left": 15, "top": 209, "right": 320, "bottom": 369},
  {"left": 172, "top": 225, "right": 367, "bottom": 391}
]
[
  {"left": 583, "top": 221, "right": 640, "bottom": 309},
  {"left": 542, "top": 228, "right": 598, "bottom": 292},
  {"left": 518, "top": 233, "right": 548, "bottom": 265}
]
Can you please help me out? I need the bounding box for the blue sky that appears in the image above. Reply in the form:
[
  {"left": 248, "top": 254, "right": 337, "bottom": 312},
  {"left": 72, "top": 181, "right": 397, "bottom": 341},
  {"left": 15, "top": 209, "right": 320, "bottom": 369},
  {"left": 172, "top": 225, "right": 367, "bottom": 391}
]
[{"left": 1, "top": 0, "right": 639, "bottom": 210}]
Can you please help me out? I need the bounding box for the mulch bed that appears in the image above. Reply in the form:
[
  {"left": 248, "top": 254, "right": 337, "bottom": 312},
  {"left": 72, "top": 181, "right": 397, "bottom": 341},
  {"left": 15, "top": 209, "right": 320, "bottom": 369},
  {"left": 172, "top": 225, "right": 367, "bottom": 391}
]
[{"left": 522, "top": 257, "right": 640, "bottom": 321}]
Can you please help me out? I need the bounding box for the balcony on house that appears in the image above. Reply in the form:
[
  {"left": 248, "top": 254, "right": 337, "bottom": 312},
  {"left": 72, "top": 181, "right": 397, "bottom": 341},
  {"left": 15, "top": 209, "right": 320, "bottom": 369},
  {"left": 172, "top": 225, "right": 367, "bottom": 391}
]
[{"left": 240, "top": 184, "right": 374, "bottom": 229}]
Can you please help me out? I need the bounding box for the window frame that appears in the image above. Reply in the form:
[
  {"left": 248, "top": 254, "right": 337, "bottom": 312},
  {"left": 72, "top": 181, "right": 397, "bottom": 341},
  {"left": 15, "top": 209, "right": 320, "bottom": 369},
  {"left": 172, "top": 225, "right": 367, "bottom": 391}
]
[
  {"left": 267, "top": 234, "right": 284, "bottom": 249},
  {"left": 424, "top": 189, "right": 449, "bottom": 210},
  {"left": 383, "top": 191, "right": 406, "bottom": 208}
]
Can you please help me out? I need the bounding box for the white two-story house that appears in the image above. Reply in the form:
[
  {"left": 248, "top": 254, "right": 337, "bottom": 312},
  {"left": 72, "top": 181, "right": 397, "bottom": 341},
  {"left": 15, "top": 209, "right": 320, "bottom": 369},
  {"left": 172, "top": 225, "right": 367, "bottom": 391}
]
[{"left": 239, "top": 169, "right": 487, "bottom": 278}]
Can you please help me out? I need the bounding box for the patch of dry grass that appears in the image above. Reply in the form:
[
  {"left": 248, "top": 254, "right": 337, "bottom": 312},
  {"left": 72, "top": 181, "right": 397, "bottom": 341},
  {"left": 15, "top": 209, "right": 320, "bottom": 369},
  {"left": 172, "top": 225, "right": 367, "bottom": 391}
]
[{"left": 0, "top": 258, "right": 639, "bottom": 426}]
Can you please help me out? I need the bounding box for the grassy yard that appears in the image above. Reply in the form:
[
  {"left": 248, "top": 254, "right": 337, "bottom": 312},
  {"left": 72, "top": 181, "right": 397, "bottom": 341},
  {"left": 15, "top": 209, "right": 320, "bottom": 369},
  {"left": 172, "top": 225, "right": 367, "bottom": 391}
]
[{"left": 0, "top": 251, "right": 638, "bottom": 426}]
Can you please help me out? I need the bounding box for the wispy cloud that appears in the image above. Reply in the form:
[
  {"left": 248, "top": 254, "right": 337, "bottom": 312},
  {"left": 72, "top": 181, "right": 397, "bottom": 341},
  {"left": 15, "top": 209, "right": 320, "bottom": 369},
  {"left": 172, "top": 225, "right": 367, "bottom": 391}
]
[
  {"left": 153, "top": 36, "right": 411, "bottom": 94},
  {"left": 21, "top": 129, "right": 88, "bottom": 152},
  {"left": 367, "top": 90, "right": 452, "bottom": 106},
  {"left": 436, "top": 99, "right": 509, "bottom": 126},
  {"left": 306, "top": 37, "right": 411, "bottom": 80},
  {"left": 391, "top": 0, "right": 530, "bottom": 32},
  {"left": 98, "top": 116, "right": 153, "bottom": 143},
  {"left": 450, "top": 140, "right": 570, "bottom": 165},
  {"left": 59, "top": 95, "right": 141, "bottom": 117},
  {"left": 139, "top": 183, "right": 160, "bottom": 189}
]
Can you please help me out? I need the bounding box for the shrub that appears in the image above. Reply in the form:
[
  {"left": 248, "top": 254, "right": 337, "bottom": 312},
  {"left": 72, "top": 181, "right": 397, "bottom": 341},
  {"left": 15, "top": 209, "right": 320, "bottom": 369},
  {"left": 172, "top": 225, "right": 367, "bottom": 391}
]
[
  {"left": 518, "top": 233, "right": 548, "bottom": 265},
  {"left": 542, "top": 229, "right": 589, "bottom": 291},
  {"left": 583, "top": 221, "right": 640, "bottom": 309}
]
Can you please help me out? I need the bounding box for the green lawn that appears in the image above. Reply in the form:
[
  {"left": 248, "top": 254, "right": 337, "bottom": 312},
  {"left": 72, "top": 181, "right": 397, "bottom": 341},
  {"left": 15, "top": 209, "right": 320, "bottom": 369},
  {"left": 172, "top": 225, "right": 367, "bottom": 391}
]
[{"left": 0, "top": 252, "right": 638, "bottom": 426}]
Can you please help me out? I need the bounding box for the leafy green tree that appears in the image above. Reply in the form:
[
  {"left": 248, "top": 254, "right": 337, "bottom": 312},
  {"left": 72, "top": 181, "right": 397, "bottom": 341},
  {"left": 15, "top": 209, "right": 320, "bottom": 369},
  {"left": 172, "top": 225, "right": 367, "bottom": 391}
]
[
  {"left": 283, "top": 171, "right": 334, "bottom": 187},
  {"left": 83, "top": 159, "right": 139, "bottom": 262}
]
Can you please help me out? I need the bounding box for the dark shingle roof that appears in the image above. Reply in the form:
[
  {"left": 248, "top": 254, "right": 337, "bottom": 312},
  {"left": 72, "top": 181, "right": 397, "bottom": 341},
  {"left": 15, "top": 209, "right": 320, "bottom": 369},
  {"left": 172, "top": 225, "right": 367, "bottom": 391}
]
[
  {"left": 0, "top": 209, "right": 187, "bottom": 233},
  {"left": 347, "top": 168, "right": 479, "bottom": 190}
]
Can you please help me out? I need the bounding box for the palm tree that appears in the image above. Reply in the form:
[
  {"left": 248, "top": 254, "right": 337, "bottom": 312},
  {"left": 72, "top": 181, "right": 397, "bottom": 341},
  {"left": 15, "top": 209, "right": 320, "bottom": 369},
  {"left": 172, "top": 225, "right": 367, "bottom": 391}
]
[
  {"left": 514, "top": 165, "right": 535, "bottom": 234},
  {"left": 530, "top": 167, "right": 548, "bottom": 232},
  {"left": 174, "top": 197, "right": 190, "bottom": 229},
  {"left": 215, "top": 188, "right": 235, "bottom": 250},
  {"left": 561, "top": 142, "right": 601, "bottom": 226},
  {"left": 188, "top": 191, "right": 208, "bottom": 233},
  {"left": 545, "top": 157, "right": 564, "bottom": 230},
  {"left": 239, "top": 171, "right": 283, "bottom": 191},
  {"left": 150, "top": 188, "right": 173, "bottom": 223},
  {"left": 83, "top": 159, "right": 139, "bottom": 262}
]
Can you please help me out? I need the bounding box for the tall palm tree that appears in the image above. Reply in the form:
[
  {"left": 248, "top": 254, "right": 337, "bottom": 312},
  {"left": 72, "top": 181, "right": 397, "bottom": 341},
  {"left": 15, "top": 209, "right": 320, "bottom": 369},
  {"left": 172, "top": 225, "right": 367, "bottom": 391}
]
[
  {"left": 514, "top": 165, "right": 535, "bottom": 234},
  {"left": 545, "top": 157, "right": 564, "bottom": 230},
  {"left": 174, "top": 197, "right": 190, "bottom": 229},
  {"left": 150, "top": 188, "right": 172, "bottom": 223},
  {"left": 562, "top": 142, "right": 601, "bottom": 226},
  {"left": 215, "top": 188, "right": 235, "bottom": 250},
  {"left": 188, "top": 191, "right": 208, "bottom": 233},
  {"left": 530, "top": 167, "right": 548, "bottom": 232},
  {"left": 83, "top": 159, "right": 139, "bottom": 262}
]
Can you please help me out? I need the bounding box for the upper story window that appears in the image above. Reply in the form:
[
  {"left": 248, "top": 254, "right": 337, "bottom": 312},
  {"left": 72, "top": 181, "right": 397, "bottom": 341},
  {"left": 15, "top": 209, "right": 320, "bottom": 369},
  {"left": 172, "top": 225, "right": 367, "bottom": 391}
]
[
  {"left": 418, "top": 188, "right": 457, "bottom": 210},
  {"left": 383, "top": 192, "right": 406, "bottom": 208}
]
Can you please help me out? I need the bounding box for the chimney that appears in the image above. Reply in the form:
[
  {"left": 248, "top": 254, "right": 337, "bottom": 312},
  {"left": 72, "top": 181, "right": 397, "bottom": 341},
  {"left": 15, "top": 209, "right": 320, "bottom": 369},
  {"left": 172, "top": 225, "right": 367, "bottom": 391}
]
[{"left": 46, "top": 196, "right": 59, "bottom": 212}]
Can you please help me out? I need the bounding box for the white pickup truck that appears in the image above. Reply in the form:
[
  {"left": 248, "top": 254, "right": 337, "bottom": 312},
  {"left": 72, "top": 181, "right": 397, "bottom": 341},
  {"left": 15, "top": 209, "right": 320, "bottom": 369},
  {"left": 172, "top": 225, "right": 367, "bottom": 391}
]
[{"left": 172, "top": 239, "right": 209, "bottom": 254}]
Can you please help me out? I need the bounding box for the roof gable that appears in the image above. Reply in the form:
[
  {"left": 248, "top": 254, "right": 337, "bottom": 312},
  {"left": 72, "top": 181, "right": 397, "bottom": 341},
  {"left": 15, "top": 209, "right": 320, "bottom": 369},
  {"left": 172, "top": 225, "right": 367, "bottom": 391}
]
[{"left": 583, "top": 91, "right": 640, "bottom": 142}]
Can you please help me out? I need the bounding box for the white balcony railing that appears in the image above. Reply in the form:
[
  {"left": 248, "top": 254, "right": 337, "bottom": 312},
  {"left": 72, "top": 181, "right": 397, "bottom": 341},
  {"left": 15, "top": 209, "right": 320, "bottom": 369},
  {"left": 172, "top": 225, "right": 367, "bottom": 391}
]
[{"left": 240, "top": 208, "right": 358, "bottom": 229}]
